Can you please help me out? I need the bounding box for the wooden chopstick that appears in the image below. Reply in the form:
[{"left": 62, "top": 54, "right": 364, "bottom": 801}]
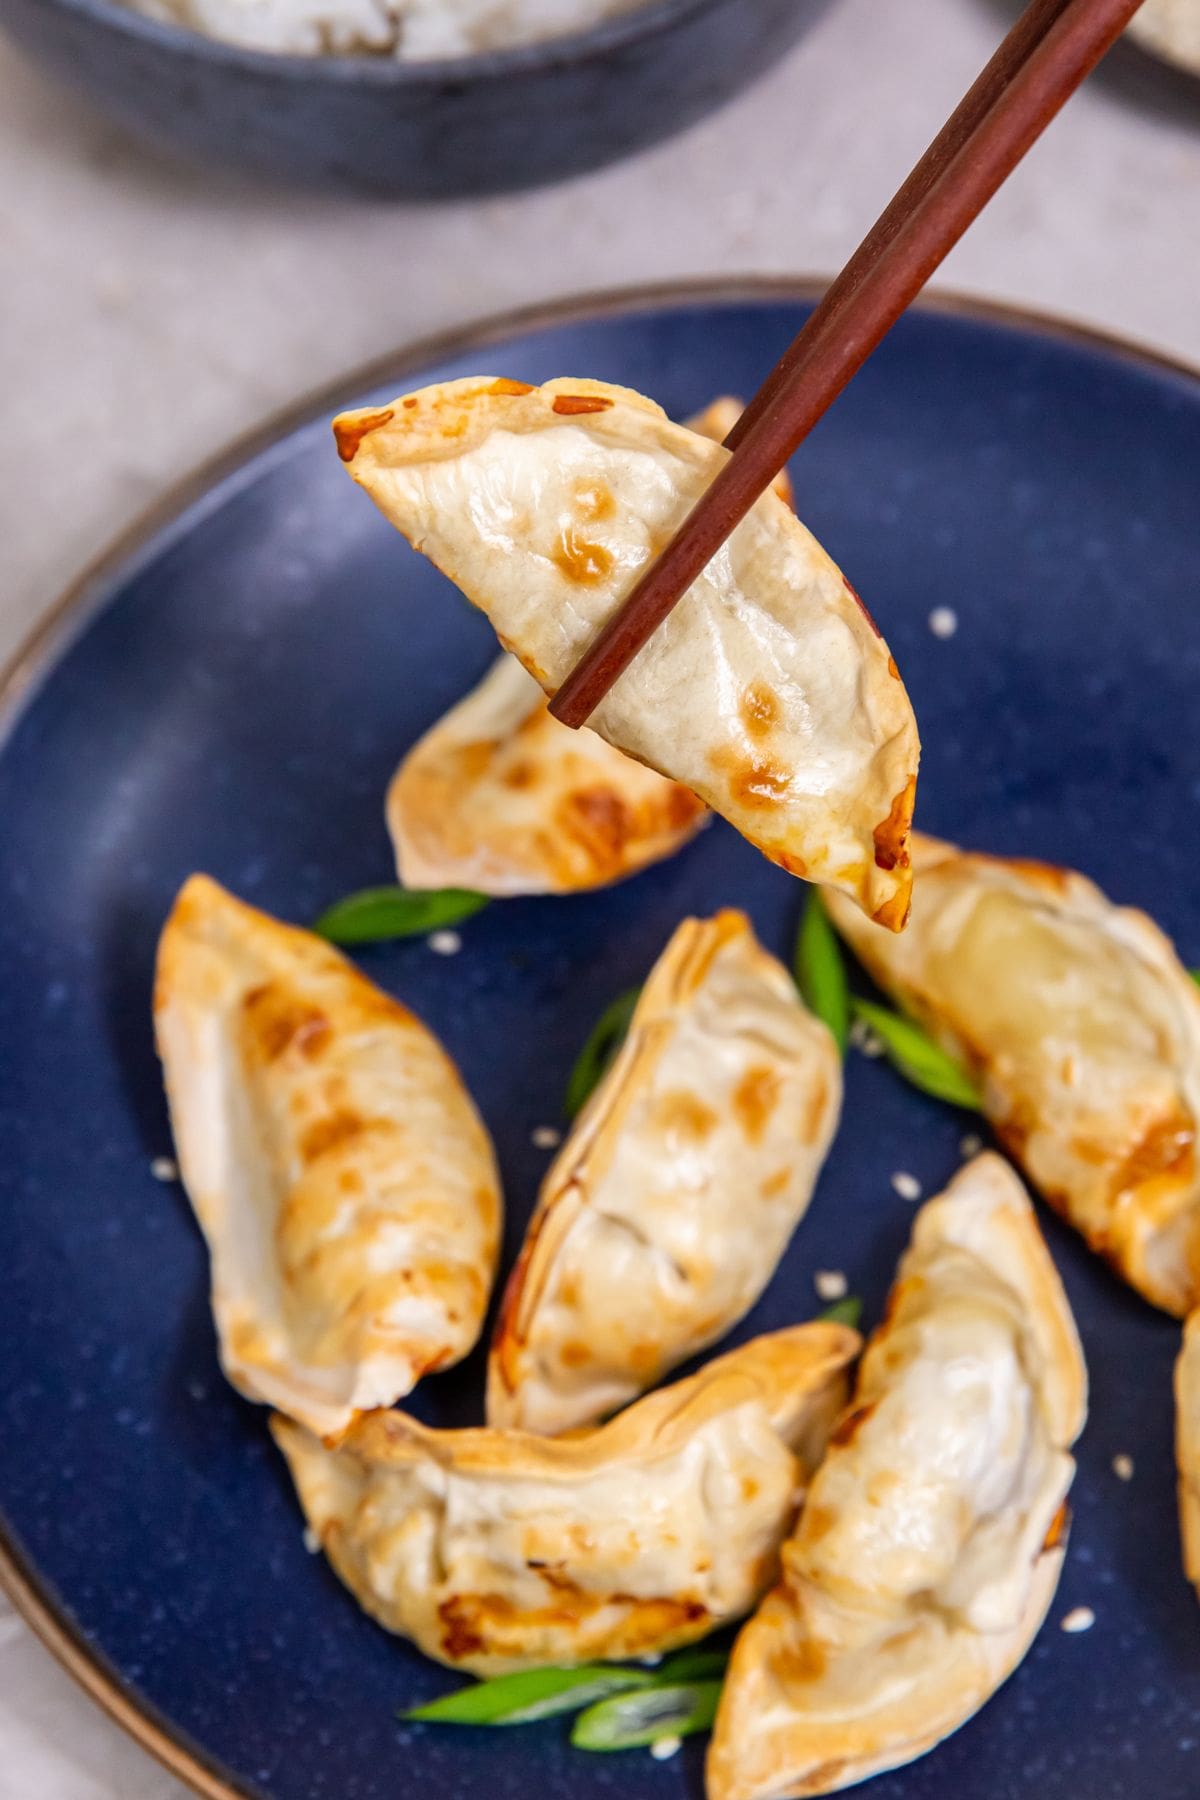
[
  {"left": 723, "top": 0, "right": 1075, "bottom": 455},
  {"left": 549, "top": 0, "right": 1144, "bottom": 729}
]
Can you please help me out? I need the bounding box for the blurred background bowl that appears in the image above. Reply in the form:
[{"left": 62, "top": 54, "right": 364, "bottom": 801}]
[{"left": 0, "top": 0, "right": 835, "bottom": 196}]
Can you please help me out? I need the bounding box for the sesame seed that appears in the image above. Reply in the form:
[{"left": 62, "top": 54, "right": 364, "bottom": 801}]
[
  {"left": 815, "top": 1269, "right": 848, "bottom": 1301},
  {"left": 1112, "top": 1454, "right": 1135, "bottom": 1482},
  {"left": 891, "top": 1171, "right": 922, "bottom": 1201},
  {"left": 1061, "top": 1606, "right": 1095, "bottom": 1634},
  {"left": 928, "top": 606, "right": 959, "bottom": 639},
  {"left": 532, "top": 1126, "right": 562, "bottom": 1150},
  {"left": 849, "top": 1017, "right": 885, "bottom": 1057},
  {"left": 650, "top": 1737, "right": 682, "bottom": 1761},
  {"left": 959, "top": 1133, "right": 983, "bottom": 1159},
  {"left": 150, "top": 1156, "right": 178, "bottom": 1182},
  {"left": 428, "top": 930, "right": 462, "bottom": 956}
]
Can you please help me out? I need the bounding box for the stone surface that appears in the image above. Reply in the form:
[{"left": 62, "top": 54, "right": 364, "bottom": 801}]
[{"left": 0, "top": 0, "right": 1195, "bottom": 1793}]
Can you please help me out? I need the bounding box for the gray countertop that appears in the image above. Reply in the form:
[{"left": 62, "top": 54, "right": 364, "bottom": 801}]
[{"left": 0, "top": 0, "right": 1196, "bottom": 1792}]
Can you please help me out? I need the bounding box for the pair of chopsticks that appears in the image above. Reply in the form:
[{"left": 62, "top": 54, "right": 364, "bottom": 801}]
[{"left": 549, "top": 0, "right": 1145, "bottom": 730}]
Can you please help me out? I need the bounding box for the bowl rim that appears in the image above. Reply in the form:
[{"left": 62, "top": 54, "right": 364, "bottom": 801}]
[
  {"left": 1, "top": 274, "right": 1198, "bottom": 1800},
  {"left": 33, "top": 0, "right": 748, "bottom": 84}
]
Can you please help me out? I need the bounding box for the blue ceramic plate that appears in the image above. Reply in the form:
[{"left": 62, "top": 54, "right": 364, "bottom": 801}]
[{"left": 1, "top": 284, "right": 1198, "bottom": 1800}]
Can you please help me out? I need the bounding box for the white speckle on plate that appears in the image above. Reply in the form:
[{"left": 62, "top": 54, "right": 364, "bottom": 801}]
[
  {"left": 814, "top": 1269, "right": 848, "bottom": 1301},
  {"left": 1061, "top": 1606, "right": 1095, "bottom": 1634},
  {"left": 891, "top": 1171, "right": 922, "bottom": 1201},
  {"left": 303, "top": 1527, "right": 321, "bottom": 1555},
  {"left": 428, "top": 930, "right": 462, "bottom": 956},
  {"left": 640, "top": 1652, "right": 663, "bottom": 1666},
  {"left": 928, "top": 606, "right": 959, "bottom": 639},
  {"left": 150, "top": 1156, "right": 178, "bottom": 1182},
  {"left": 650, "top": 1737, "right": 682, "bottom": 1761},
  {"left": 1112, "top": 1454, "right": 1135, "bottom": 1482},
  {"left": 532, "top": 1126, "right": 562, "bottom": 1149}
]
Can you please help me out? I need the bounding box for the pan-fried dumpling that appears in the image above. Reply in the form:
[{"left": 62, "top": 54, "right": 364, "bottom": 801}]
[
  {"left": 387, "top": 653, "right": 706, "bottom": 895},
  {"left": 334, "top": 377, "right": 919, "bottom": 929},
  {"left": 708, "top": 1154, "right": 1087, "bottom": 1800},
  {"left": 1176, "top": 1313, "right": 1200, "bottom": 1597},
  {"left": 271, "top": 1322, "right": 858, "bottom": 1675},
  {"left": 826, "top": 832, "right": 1200, "bottom": 1316},
  {"left": 487, "top": 909, "right": 842, "bottom": 1434},
  {"left": 383, "top": 394, "right": 782, "bottom": 899},
  {"left": 154, "top": 876, "right": 502, "bottom": 1437}
]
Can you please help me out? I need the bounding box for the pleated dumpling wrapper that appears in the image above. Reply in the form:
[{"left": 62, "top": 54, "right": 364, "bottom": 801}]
[
  {"left": 826, "top": 832, "right": 1200, "bottom": 1316},
  {"left": 487, "top": 909, "right": 842, "bottom": 1434},
  {"left": 387, "top": 652, "right": 707, "bottom": 895},
  {"left": 334, "top": 377, "right": 920, "bottom": 930},
  {"left": 271, "top": 1322, "right": 858, "bottom": 1675},
  {"left": 154, "top": 876, "right": 502, "bottom": 1438},
  {"left": 708, "top": 1153, "right": 1087, "bottom": 1800},
  {"left": 1176, "top": 1312, "right": 1200, "bottom": 1597}
]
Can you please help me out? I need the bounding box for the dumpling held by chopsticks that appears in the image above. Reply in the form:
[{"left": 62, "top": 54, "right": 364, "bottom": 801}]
[{"left": 335, "top": 377, "right": 920, "bottom": 929}]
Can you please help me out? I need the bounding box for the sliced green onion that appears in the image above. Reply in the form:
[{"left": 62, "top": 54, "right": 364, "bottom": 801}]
[
  {"left": 1191, "top": 970, "right": 1200, "bottom": 989},
  {"left": 653, "top": 1647, "right": 729, "bottom": 1683},
  {"left": 571, "top": 1679, "right": 723, "bottom": 1751},
  {"left": 793, "top": 890, "right": 849, "bottom": 1052},
  {"left": 564, "top": 987, "right": 641, "bottom": 1118},
  {"left": 817, "top": 1295, "right": 863, "bottom": 1330},
  {"left": 401, "top": 1663, "right": 654, "bottom": 1727},
  {"left": 850, "top": 998, "right": 982, "bottom": 1111},
  {"left": 314, "top": 885, "right": 488, "bottom": 945}
]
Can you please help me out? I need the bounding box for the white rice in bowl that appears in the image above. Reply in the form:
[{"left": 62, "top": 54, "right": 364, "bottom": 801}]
[
  {"left": 122, "top": 0, "right": 655, "bottom": 57},
  {"left": 1126, "top": 0, "right": 1200, "bottom": 75}
]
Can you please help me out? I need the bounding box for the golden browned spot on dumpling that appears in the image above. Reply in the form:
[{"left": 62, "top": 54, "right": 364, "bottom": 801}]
[
  {"left": 502, "top": 759, "right": 537, "bottom": 791},
  {"left": 628, "top": 1341, "right": 667, "bottom": 1378},
  {"left": 667, "top": 784, "right": 707, "bottom": 829},
  {"left": 228, "top": 1317, "right": 272, "bottom": 1363},
  {"left": 1043, "top": 1500, "right": 1071, "bottom": 1551},
  {"left": 438, "top": 1587, "right": 705, "bottom": 1663},
  {"left": 300, "top": 1108, "right": 368, "bottom": 1164},
  {"left": 560, "top": 785, "right": 634, "bottom": 855},
  {"left": 488, "top": 378, "right": 534, "bottom": 397},
  {"left": 733, "top": 1065, "right": 783, "bottom": 1143},
  {"left": 653, "top": 1089, "right": 720, "bottom": 1142},
  {"left": 843, "top": 575, "right": 882, "bottom": 638},
  {"left": 740, "top": 682, "right": 780, "bottom": 740},
  {"left": 777, "top": 1636, "right": 829, "bottom": 1684},
  {"left": 710, "top": 743, "right": 792, "bottom": 810},
  {"left": 798, "top": 1078, "right": 829, "bottom": 1143},
  {"left": 761, "top": 1168, "right": 792, "bottom": 1200},
  {"left": 552, "top": 394, "right": 614, "bottom": 416},
  {"left": 1109, "top": 1105, "right": 1196, "bottom": 1202},
  {"left": 741, "top": 1475, "right": 760, "bottom": 1502},
  {"left": 553, "top": 526, "right": 615, "bottom": 585},
  {"left": 334, "top": 408, "right": 395, "bottom": 463},
  {"left": 800, "top": 1502, "right": 836, "bottom": 1545},
  {"left": 559, "top": 1342, "right": 593, "bottom": 1369},
  {"left": 241, "top": 985, "right": 333, "bottom": 1064},
  {"left": 574, "top": 480, "right": 617, "bottom": 522},
  {"left": 777, "top": 851, "right": 810, "bottom": 879},
  {"left": 872, "top": 775, "right": 916, "bottom": 873},
  {"left": 887, "top": 655, "right": 901, "bottom": 680},
  {"left": 828, "top": 1399, "right": 878, "bottom": 1449}
]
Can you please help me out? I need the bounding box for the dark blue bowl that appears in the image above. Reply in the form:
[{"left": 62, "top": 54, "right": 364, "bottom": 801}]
[{"left": 0, "top": 0, "right": 833, "bottom": 195}]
